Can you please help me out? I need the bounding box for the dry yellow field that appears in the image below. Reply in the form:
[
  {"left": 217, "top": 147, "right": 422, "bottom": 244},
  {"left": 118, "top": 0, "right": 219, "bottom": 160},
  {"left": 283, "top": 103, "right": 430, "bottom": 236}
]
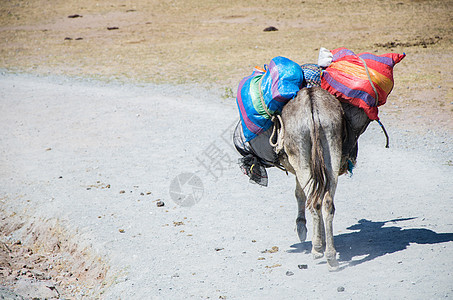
[{"left": 1, "top": 0, "right": 452, "bottom": 130}]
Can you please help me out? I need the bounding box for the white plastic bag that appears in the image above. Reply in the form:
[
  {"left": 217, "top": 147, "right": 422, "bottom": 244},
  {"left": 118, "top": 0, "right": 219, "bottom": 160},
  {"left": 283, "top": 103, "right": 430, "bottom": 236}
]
[{"left": 318, "top": 47, "right": 333, "bottom": 67}]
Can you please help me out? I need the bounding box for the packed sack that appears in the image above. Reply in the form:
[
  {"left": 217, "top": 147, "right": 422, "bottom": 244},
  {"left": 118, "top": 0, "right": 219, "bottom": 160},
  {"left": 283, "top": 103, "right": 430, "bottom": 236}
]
[
  {"left": 320, "top": 47, "right": 405, "bottom": 120},
  {"left": 236, "top": 56, "right": 304, "bottom": 142}
]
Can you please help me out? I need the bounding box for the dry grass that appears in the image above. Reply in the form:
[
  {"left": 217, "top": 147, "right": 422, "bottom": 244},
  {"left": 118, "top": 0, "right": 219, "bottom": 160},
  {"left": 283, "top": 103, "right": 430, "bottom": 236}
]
[{"left": 1, "top": 0, "right": 452, "bottom": 130}]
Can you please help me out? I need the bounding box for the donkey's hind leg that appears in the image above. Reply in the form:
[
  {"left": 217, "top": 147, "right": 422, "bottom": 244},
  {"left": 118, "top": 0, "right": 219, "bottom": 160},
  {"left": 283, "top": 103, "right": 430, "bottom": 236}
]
[
  {"left": 310, "top": 204, "right": 326, "bottom": 259},
  {"left": 323, "top": 189, "right": 339, "bottom": 271},
  {"left": 295, "top": 179, "right": 308, "bottom": 242},
  {"left": 322, "top": 188, "right": 338, "bottom": 271}
]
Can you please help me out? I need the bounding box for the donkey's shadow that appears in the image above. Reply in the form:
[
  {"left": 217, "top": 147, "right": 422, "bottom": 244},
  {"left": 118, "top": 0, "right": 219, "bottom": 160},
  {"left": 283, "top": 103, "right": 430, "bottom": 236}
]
[{"left": 289, "top": 218, "right": 453, "bottom": 268}]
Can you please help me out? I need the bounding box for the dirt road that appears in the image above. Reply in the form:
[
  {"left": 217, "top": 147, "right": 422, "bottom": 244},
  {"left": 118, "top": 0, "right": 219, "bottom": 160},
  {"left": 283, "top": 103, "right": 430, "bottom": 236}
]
[{"left": 1, "top": 73, "right": 452, "bottom": 299}]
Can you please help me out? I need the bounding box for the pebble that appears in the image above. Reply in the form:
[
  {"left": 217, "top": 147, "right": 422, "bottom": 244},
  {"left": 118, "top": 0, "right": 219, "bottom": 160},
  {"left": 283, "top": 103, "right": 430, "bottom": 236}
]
[
  {"left": 156, "top": 201, "right": 165, "bottom": 207},
  {"left": 298, "top": 264, "right": 308, "bottom": 269},
  {"left": 286, "top": 271, "right": 294, "bottom": 276},
  {"left": 263, "top": 26, "right": 278, "bottom": 32},
  {"left": 337, "top": 286, "right": 345, "bottom": 292},
  {"left": 261, "top": 246, "right": 279, "bottom": 253}
]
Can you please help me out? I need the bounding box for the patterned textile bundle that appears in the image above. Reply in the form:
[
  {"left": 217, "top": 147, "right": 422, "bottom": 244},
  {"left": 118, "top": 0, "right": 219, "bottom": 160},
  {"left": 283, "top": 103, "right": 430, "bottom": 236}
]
[
  {"left": 301, "top": 63, "right": 322, "bottom": 88},
  {"left": 236, "top": 56, "right": 304, "bottom": 142},
  {"left": 321, "top": 47, "right": 405, "bottom": 120}
]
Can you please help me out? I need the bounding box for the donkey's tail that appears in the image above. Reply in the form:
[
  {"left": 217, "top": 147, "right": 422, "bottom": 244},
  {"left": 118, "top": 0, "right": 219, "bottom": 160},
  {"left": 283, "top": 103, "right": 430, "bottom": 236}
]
[{"left": 307, "top": 89, "right": 330, "bottom": 210}]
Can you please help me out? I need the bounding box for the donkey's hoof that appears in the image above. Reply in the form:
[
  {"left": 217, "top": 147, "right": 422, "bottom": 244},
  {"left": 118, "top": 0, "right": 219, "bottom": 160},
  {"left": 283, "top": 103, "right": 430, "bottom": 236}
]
[
  {"left": 297, "top": 223, "right": 307, "bottom": 242},
  {"left": 327, "top": 258, "right": 340, "bottom": 272},
  {"left": 312, "top": 249, "right": 324, "bottom": 259}
]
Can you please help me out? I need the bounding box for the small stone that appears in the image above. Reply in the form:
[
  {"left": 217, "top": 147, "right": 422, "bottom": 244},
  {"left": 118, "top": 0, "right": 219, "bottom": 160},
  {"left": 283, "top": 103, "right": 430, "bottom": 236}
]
[
  {"left": 261, "top": 246, "right": 279, "bottom": 253},
  {"left": 263, "top": 26, "right": 278, "bottom": 32},
  {"left": 252, "top": 240, "right": 256, "bottom": 243},
  {"left": 286, "top": 271, "right": 294, "bottom": 276},
  {"left": 337, "top": 286, "right": 345, "bottom": 292},
  {"left": 215, "top": 247, "right": 224, "bottom": 251},
  {"left": 119, "top": 190, "right": 125, "bottom": 194},
  {"left": 119, "top": 229, "right": 125, "bottom": 233},
  {"left": 298, "top": 264, "right": 308, "bottom": 269},
  {"left": 156, "top": 201, "right": 165, "bottom": 207},
  {"left": 68, "top": 14, "right": 82, "bottom": 18}
]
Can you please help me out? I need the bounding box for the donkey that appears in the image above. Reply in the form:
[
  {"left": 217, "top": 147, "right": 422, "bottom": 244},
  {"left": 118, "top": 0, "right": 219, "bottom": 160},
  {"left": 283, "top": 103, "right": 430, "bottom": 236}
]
[{"left": 278, "top": 86, "right": 363, "bottom": 271}]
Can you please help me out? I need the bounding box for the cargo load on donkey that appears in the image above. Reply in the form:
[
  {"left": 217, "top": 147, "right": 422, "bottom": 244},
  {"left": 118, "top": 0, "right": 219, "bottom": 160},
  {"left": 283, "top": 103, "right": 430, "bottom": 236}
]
[
  {"left": 233, "top": 56, "right": 304, "bottom": 186},
  {"left": 233, "top": 48, "right": 405, "bottom": 186}
]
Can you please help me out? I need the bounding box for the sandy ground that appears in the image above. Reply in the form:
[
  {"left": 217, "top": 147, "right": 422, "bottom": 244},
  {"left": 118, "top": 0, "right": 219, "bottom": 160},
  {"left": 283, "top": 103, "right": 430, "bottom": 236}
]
[
  {"left": 1, "top": 0, "right": 452, "bottom": 133},
  {"left": 1, "top": 72, "right": 452, "bottom": 299}
]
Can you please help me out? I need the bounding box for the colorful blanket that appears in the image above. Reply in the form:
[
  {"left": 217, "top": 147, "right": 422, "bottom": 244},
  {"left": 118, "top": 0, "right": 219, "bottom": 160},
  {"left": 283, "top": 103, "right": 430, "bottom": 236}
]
[
  {"left": 236, "top": 56, "right": 304, "bottom": 142},
  {"left": 301, "top": 63, "right": 322, "bottom": 88},
  {"left": 321, "top": 47, "right": 405, "bottom": 120}
]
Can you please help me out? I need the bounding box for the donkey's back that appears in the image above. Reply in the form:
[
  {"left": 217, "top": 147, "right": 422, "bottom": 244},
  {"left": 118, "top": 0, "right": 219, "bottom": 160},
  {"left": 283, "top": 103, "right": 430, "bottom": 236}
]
[{"left": 279, "top": 87, "right": 344, "bottom": 271}]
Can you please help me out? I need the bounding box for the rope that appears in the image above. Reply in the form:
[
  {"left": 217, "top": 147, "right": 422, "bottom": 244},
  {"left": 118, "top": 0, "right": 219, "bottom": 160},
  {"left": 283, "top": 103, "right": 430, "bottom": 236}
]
[
  {"left": 360, "top": 57, "right": 390, "bottom": 148},
  {"left": 269, "top": 114, "right": 285, "bottom": 154},
  {"left": 359, "top": 57, "right": 379, "bottom": 106},
  {"left": 377, "top": 120, "right": 390, "bottom": 148},
  {"left": 257, "top": 79, "right": 285, "bottom": 154}
]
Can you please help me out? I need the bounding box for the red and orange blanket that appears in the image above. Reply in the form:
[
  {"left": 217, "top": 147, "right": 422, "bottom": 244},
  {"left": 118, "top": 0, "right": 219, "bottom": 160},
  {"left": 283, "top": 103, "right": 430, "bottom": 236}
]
[{"left": 321, "top": 47, "right": 406, "bottom": 120}]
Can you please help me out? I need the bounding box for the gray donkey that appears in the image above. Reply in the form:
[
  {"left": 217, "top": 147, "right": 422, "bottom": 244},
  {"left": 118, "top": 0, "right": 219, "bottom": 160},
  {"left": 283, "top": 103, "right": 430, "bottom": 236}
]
[{"left": 278, "top": 86, "right": 370, "bottom": 271}]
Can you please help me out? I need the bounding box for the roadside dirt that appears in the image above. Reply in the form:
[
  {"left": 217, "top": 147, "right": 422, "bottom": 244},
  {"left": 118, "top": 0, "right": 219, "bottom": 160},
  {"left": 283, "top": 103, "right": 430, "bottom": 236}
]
[{"left": 1, "top": 210, "right": 110, "bottom": 299}]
